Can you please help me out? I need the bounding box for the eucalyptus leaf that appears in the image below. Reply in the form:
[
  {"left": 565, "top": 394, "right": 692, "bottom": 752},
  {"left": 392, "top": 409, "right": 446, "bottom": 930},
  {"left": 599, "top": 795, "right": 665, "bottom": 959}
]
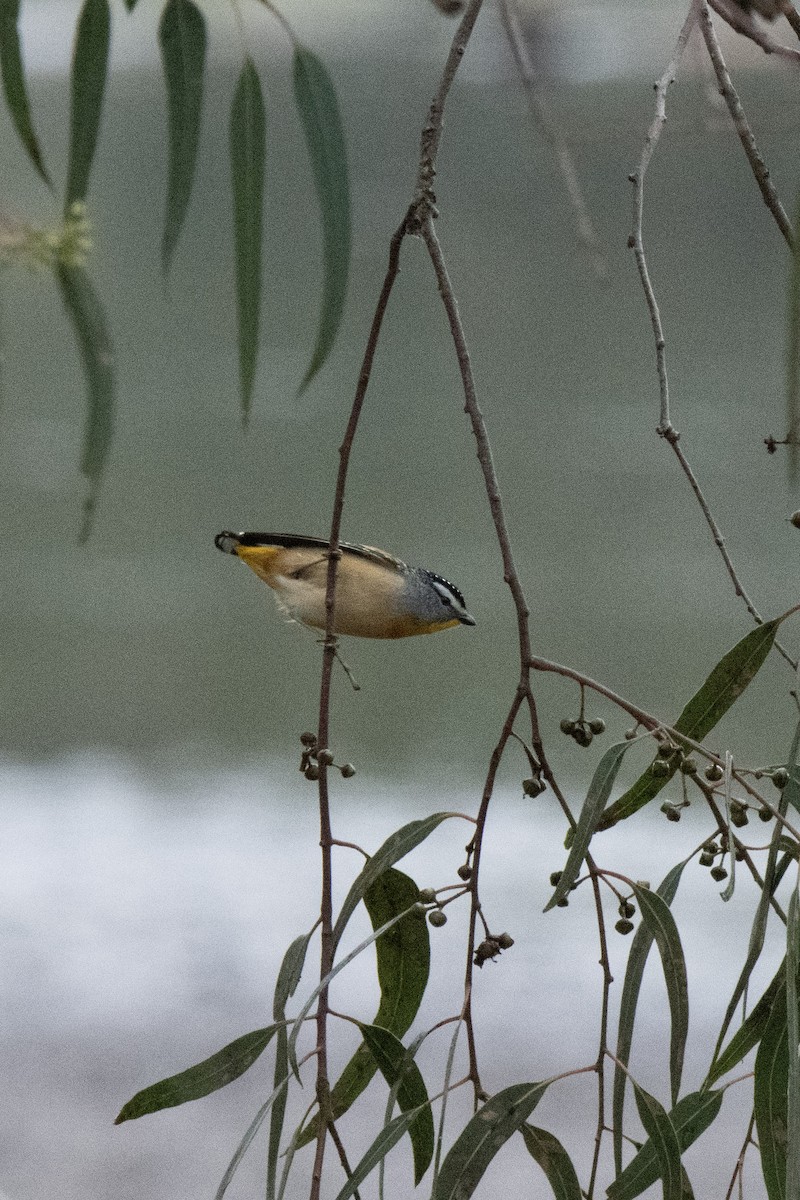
[
  {"left": 65, "top": 0, "right": 110, "bottom": 209},
  {"left": 601, "top": 618, "right": 780, "bottom": 830},
  {"left": 0, "top": 0, "right": 52, "bottom": 186},
  {"left": 332, "top": 813, "right": 455, "bottom": 949},
  {"left": 754, "top": 984, "right": 789, "bottom": 1200},
  {"left": 268, "top": 932, "right": 311, "bottom": 1200},
  {"left": 613, "top": 863, "right": 686, "bottom": 1173},
  {"left": 520, "top": 1124, "right": 582, "bottom": 1200},
  {"left": 115, "top": 1024, "right": 278, "bottom": 1122},
  {"left": 787, "top": 886, "right": 800, "bottom": 1199},
  {"left": 159, "top": 0, "right": 206, "bottom": 272},
  {"left": 631, "top": 1084, "right": 683, "bottom": 1200},
  {"left": 430, "top": 1081, "right": 550, "bottom": 1200},
  {"left": 296, "top": 869, "right": 428, "bottom": 1146},
  {"left": 55, "top": 263, "right": 114, "bottom": 542},
  {"left": 293, "top": 45, "right": 351, "bottom": 392},
  {"left": 332, "top": 1104, "right": 429, "bottom": 1200},
  {"left": 631, "top": 883, "right": 689, "bottom": 1105},
  {"left": 230, "top": 56, "right": 265, "bottom": 419},
  {"left": 360, "top": 1023, "right": 434, "bottom": 1183},
  {"left": 706, "top": 963, "right": 784, "bottom": 1087},
  {"left": 608, "top": 1089, "right": 723, "bottom": 1200},
  {"left": 545, "top": 740, "right": 630, "bottom": 910}
]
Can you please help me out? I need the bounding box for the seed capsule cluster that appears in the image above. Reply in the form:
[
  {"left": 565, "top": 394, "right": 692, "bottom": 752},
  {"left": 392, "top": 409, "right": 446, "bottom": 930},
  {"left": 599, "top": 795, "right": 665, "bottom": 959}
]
[
  {"left": 298, "top": 732, "right": 356, "bottom": 780},
  {"left": 560, "top": 715, "right": 606, "bottom": 748}
]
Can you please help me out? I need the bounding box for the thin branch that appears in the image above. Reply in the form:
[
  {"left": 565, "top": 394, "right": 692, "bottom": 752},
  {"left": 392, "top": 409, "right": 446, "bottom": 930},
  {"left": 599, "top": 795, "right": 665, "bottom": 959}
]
[
  {"left": 629, "top": 0, "right": 700, "bottom": 435},
  {"left": 529, "top": 651, "right": 800, "bottom": 841},
  {"left": 708, "top": 0, "right": 800, "bottom": 58},
  {"left": 699, "top": 2, "right": 794, "bottom": 247},
  {"left": 629, "top": 1, "right": 797, "bottom": 669},
  {"left": 310, "top": 1, "right": 490, "bottom": 1189},
  {"left": 497, "top": 0, "right": 607, "bottom": 280}
]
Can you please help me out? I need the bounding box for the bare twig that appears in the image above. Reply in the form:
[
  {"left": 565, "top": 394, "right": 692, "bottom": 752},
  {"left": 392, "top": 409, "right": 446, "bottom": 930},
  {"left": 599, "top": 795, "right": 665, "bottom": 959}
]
[
  {"left": 310, "top": 1, "right": 491, "bottom": 1191},
  {"left": 629, "top": 1, "right": 797, "bottom": 669},
  {"left": 708, "top": 0, "right": 800, "bottom": 57},
  {"left": 699, "top": 3, "right": 794, "bottom": 247},
  {"left": 498, "top": 0, "right": 607, "bottom": 279},
  {"left": 629, "top": 1, "right": 700, "bottom": 435},
  {"left": 310, "top": 213, "right": 410, "bottom": 1200}
]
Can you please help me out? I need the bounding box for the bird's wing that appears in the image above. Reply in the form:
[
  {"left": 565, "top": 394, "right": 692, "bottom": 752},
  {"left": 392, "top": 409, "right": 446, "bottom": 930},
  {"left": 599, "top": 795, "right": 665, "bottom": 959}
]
[{"left": 217, "top": 532, "right": 410, "bottom": 574}]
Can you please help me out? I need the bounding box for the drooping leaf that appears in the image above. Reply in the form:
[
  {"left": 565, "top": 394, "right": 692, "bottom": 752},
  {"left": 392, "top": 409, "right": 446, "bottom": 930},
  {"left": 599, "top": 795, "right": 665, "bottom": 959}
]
[
  {"left": 631, "top": 883, "right": 689, "bottom": 1105},
  {"left": 706, "top": 963, "right": 785, "bottom": 1087},
  {"left": 230, "top": 56, "right": 265, "bottom": 420},
  {"left": 787, "top": 886, "right": 800, "bottom": 1199},
  {"left": 608, "top": 1089, "right": 723, "bottom": 1200},
  {"left": 216, "top": 1071, "right": 293, "bottom": 1200},
  {"left": 286, "top": 898, "right": 423, "bottom": 1081},
  {"left": 754, "top": 983, "right": 789, "bottom": 1200},
  {"left": 360, "top": 1023, "right": 434, "bottom": 1183},
  {"left": 114, "top": 1024, "right": 279, "bottom": 1122},
  {"left": 520, "top": 1124, "right": 582, "bottom": 1200},
  {"left": 600, "top": 619, "right": 780, "bottom": 830},
  {"left": 293, "top": 45, "right": 350, "bottom": 392},
  {"left": 159, "top": 0, "right": 206, "bottom": 272},
  {"left": 631, "top": 1084, "right": 683, "bottom": 1200},
  {"left": 55, "top": 263, "right": 114, "bottom": 542},
  {"left": 545, "top": 740, "right": 630, "bottom": 910},
  {"left": 430, "top": 1081, "right": 550, "bottom": 1200},
  {"left": 268, "top": 932, "right": 311, "bottom": 1200},
  {"left": 65, "top": 0, "right": 110, "bottom": 210},
  {"left": 332, "top": 813, "right": 455, "bottom": 949},
  {"left": 0, "top": 0, "right": 52, "bottom": 186},
  {"left": 331, "top": 1104, "right": 430, "bottom": 1200},
  {"left": 297, "top": 869, "right": 429, "bottom": 1146},
  {"left": 613, "top": 863, "right": 686, "bottom": 1173},
  {"left": 713, "top": 732, "right": 798, "bottom": 1066}
]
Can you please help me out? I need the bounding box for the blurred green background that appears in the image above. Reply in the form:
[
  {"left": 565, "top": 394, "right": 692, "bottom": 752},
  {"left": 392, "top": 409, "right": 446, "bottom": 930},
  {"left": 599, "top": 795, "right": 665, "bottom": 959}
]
[{"left": 2, "top": 0, "right": 799, "bottom": 780}]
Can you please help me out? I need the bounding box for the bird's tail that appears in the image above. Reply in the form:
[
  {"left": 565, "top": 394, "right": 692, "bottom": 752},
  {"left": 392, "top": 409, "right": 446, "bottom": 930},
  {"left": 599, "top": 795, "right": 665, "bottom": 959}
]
[{"left": 215, "top": 531, "right": 242, "bottom": 555}]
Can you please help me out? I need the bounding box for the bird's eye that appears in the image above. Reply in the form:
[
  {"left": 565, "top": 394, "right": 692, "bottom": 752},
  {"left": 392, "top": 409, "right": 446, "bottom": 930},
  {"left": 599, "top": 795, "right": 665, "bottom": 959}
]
[{"left": 440, "top": 595, "right": 451, "bottom": 607}]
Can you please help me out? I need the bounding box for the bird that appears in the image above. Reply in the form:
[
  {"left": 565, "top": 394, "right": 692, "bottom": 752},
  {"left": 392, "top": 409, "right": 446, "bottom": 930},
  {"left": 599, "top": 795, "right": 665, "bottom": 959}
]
[{"left": 215, "top": 531, "right": 475, "bottom": 639}]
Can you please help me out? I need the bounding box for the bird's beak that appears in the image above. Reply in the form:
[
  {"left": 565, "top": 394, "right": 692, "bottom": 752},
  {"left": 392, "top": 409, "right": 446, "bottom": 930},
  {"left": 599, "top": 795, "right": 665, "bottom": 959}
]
[{"left": 459, "top": 612, "right": 476, "bottom": 626}]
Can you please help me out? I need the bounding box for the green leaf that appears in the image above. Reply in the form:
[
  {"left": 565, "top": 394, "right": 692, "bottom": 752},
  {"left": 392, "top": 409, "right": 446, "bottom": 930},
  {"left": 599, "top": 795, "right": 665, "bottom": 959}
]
[
  {"left": 601, "top": 619, "right": 780, "bottom": 830},
  {"left": 430, "top": 1081, "right": 550, "bottom": 1200},
  {"left": 787, "top": 886, "right": 800, "bottom": 1199},
  {"left": 545, "top": 740, "right": 630, "bottom": 910},
  {"left": 230, "top": 56, "right": 265, "bottom": 420},
  {"left": 268, "top": 933, "right": 311, "bottom": 1200},
  {"left": 332, "top": 1104, "right": 429, "bottom": 1200},
  {"left": 520, "top": 1124, "right": 582, "bottom": 1200},
  {"left": 0, "top": 0, "right": 52, "bottom": 186},
  {"left": 706, "top": 964, "right": 785, "bottom": 1087},
  {"left": 65, "top": 0, "right": 110, "bottom": 210},
  {"left": 754, "top": 983, "right": 789, "bottom": 1200},
  {"left": 631, "top": 1084, "right": 682, "bottom": 1200},
  {"left": 159, "top": 0, "right": 206, "bottom": 272},
  {"left": 297, "top": 869, "right": 429, "bottom": 1146},
  {"left": 360, "top": 1023, "right": 434, "bottom": 1183},
  {"left": 55, "top": 263, "right": 115, "bottom": 543},
  {"left": 614, "top": 863, "right": 686, "bottom": 1173},
  {"left": 293, "top": 45, "right": 351, "bottom": 392},
  {"left": 332, "top": 813, "right": 455, "bottom": 949},
  {"left": 631, "top": 883, "right": 689, "bottom": 1105},
  {"left": 608, "top": 1089, "right": 723, "bottom": 1200},
  {"left": 114, "top": 1024, "right": 278, "bottom": 1122},
  {"left": 216, "top": 1071, "right": 293, "bottom": 1200}
]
